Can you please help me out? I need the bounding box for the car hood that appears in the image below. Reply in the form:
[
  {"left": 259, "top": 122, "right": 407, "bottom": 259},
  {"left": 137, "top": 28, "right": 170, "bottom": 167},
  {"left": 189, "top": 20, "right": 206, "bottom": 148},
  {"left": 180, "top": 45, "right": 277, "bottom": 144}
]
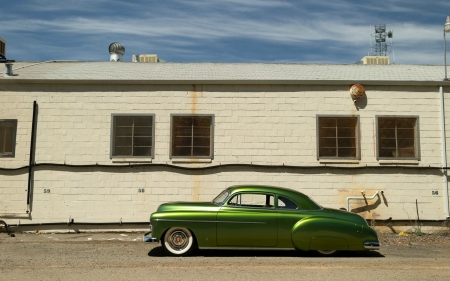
[{"left": 156, "top": 201, "right": 220, "bottom": 213}]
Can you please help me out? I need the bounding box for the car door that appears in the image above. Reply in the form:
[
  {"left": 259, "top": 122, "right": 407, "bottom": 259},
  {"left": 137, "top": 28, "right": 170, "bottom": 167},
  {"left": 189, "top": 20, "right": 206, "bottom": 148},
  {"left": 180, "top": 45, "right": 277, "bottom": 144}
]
[{"left": 216, "top": 192, "right": 278, "bottom": 247}]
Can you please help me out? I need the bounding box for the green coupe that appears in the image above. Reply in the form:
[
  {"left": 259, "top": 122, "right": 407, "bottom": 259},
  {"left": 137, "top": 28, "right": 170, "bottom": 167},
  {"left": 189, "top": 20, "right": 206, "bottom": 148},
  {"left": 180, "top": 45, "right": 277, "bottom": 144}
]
[{"left": 145, "top": 185, "right": 380, "bottom": 256}]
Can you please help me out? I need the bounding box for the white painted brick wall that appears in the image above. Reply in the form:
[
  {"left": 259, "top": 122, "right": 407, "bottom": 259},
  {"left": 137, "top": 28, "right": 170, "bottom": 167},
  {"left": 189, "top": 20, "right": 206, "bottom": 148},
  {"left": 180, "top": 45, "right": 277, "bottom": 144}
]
[{"left": 1, "top": 84, "right": 449, "bottom": 224}]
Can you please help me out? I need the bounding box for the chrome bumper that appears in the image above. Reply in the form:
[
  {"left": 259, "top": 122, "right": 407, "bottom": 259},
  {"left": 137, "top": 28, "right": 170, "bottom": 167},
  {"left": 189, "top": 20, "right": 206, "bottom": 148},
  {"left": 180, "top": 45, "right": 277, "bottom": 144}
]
[
  {"left": 143, "top": 224, "right": 158, "bottom": 243},
  {"left": 364, "top": 242, "right": 381, "bottom": 250}
]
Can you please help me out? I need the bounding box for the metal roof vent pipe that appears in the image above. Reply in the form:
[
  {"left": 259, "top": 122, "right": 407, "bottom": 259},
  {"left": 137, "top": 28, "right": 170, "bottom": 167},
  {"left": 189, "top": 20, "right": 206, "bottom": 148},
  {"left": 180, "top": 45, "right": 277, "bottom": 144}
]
[
  {"left": 109, "top": 42, "right": 125, "bottom": 62},
  {"left": 4, "top": 62, "right": 13, "bottom": 76}
]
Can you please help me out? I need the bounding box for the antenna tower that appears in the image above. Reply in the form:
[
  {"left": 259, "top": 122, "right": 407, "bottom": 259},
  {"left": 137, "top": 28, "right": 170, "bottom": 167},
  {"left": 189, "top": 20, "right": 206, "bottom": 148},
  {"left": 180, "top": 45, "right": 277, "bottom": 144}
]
[{"left": 370, "top": 24, "right": 393, "bottom": 56}]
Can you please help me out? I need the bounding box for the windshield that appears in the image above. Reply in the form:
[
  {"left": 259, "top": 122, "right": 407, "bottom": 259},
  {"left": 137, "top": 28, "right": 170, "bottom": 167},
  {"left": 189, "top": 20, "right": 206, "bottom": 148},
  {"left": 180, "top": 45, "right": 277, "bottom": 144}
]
[{"left": 212, "top": 189, "right": 230, "bottom": 205}]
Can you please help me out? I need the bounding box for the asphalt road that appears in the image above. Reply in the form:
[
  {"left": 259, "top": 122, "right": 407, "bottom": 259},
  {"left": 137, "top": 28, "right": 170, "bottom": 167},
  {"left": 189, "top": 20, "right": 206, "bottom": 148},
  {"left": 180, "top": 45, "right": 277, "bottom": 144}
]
[{"left": 1, "top": 232, "right": 450, "bottom": 281}]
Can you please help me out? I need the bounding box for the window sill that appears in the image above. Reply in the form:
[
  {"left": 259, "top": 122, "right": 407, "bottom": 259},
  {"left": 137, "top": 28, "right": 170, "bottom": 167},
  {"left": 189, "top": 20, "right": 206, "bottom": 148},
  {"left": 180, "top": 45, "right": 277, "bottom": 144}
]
[
  {"left": 378, "top": 159, "right": 419, "bottom": 165},
  {"left": 112, "top": 158, "right": 153, "bottom": 163},
  {"left": 171, "top": 158, "right": 212, "bottom": 164},
  {"left": 319, "top": 159, "right": 360, "bottom": 164}
]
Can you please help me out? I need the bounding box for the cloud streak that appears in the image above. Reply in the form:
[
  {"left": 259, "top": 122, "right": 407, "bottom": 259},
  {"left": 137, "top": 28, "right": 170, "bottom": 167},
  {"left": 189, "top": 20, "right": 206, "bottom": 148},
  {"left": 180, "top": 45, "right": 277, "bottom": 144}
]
[{"left": 1, "top": 0, "right": 448, "bottom": 64}]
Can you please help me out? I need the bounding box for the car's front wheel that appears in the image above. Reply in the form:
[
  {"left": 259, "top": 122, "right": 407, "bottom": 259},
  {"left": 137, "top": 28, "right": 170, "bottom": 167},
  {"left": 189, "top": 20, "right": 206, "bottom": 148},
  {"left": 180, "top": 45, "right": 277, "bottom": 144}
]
[
  {"left": 162, "top": 227, "right": 195, "bottom": 256},
  {"left": 314, "top": 250, "right": 337, "bottom": 256}
]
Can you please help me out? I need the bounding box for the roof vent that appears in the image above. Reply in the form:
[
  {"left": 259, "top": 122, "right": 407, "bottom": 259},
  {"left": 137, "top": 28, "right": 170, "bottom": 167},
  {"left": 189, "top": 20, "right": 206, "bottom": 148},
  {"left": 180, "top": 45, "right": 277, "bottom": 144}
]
[
  {"left": 362, "top": 56, "right": 390, "bottom": 65},
  {"left": 132, "top": 54, "right": 161, "bottom": 63},
  {"left": 109, "top": 42, "right": 125, "bottom": 62}
]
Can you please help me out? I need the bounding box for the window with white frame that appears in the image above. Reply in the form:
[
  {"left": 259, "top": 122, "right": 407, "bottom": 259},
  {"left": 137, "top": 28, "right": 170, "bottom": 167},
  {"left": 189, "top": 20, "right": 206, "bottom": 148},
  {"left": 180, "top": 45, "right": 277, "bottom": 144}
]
[
  {"left": 171, "top": 115, "right": 213, "bottom": 158},
  {"left": 0, "top": 119, "right": 17, "bottom": 157},
  {"left": 377, "top": 116, "right": 419, "bottom": 159},
  {"left": 111, "top": 114, "right": 154, "bottom": 158},
  {"left": 317, "top": 115, "right": 359, "bottom": 159}
]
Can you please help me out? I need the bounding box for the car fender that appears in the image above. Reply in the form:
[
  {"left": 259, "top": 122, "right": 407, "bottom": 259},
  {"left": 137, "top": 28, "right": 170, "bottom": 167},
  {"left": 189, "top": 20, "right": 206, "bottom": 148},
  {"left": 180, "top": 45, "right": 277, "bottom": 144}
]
[{"left": 291, "top": 217, "right": 361, "bottom": 251}]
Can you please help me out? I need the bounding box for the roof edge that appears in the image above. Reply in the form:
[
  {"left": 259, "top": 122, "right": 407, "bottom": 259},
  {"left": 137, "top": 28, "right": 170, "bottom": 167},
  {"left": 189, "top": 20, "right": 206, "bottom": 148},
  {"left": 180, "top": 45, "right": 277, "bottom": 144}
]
[{"left": 1, "top": 78, "right": 450, "bottom": 86}]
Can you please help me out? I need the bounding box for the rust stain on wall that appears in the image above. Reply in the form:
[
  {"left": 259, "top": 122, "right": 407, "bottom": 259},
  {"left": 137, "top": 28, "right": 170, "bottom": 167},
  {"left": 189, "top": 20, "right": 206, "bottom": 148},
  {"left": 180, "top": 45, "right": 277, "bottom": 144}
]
[
  {"left": 192, "top": 174, "right": 201, "bottom": 201},
  {"left": 190, "top": 85, "right": 203, "bottom": 114}
]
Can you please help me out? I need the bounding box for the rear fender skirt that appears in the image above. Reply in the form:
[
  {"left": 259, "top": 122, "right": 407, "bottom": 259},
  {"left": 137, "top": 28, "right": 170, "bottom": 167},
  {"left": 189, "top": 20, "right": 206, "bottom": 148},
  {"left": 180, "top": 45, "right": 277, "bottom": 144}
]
[{"left": 291, "top": 217, "right": 369, "bottom": 251}]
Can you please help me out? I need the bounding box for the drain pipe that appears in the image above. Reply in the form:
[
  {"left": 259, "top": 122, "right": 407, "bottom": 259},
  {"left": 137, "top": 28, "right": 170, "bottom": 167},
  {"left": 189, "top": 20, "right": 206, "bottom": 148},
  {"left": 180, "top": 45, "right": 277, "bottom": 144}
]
[
  {"left": 440, "top": 86, "right": 450, "bottom": 218},
  {"left": 27, "top": 101, "right": 38, "bottom": 213},
  {"left": 346, "top": 191, "right": 379, "bottom": 212}
]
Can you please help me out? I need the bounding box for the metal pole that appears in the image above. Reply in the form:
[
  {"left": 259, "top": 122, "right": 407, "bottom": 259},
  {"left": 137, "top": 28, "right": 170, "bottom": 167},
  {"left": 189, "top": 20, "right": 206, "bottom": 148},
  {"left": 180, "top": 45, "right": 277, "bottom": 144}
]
[
  {"left": 440, "top": 86, "right": 450, "bottom": 218},
  {"left": 27, "top": 101, "right": 37, "bottom": 213},
  {"left": 445, "top": 30, "right": 448, "bottom": 81}
]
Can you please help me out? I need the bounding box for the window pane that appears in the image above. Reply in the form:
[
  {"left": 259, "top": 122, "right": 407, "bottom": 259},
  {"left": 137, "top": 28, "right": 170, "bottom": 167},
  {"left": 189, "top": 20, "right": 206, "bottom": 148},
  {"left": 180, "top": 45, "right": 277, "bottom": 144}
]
[
  {"left": 338, "top": 148, "right": 356, "bottom": 157},
  {"left": 320, "top": 147, "right": 336, "bottom": 157},
  {"left": 278, "top": 196, "right": 297, "bottom": 209},
  {"left": 115, "top": 136, "right": 132, "bottom": 147},
  {"left": 319, "top": 118, "right": 336, "bottom": 128},
  {"left": 397, "top": 128, "right": 415, "bottom": 139},
  {"left": 112, "top": 115, "right": 153, "bottom": 157},
  {"left": 114, "top": 147, "right": 132, "bottom": 156},
  {"left": 173, "top": 146, "right": 192, "bottom": 156},
  {"left": 193, "top": 136, "right": 210, "bottom": 147},
  {"left": 193, "top": 116, "right": 211, "bottom": 127},
  {"left": 318, "top": 117, "right": 357, "bottom": 158},
  {"left": 379, "top": 119, "right": 395, "bottom": 129},
  {"left": 172, "top": 116, "right": 212, "bottom": 157},
  {"left": 338, "top": 137, "right": 356, "bottom": 147},
  {"left": 134, "top": 126, "right": 152, "bottom": 137},
  {"left": 193, "top": 147, "right": 210, "bottom": 156},
  {"left": 115, "top": 126, "right": 132, "bottom": 137},
  {"left": 320, "top": 128, "right": 336, "bottom": 138},
  {"left": 398, "top": 139, "right": 415, "bottom": 149},
  {"left": 337, "top": 127, "right": 356, "bottom": 137},
  {"left": 134, "top": 116, "right": 153, "bottom": 126},
  {"left": 397, "top": 118, "right": 416, "bottom": 128},
  {"left": 379, "top": 149, "right": 395, "bottom": 157},
  {"left": 0, "top": 121, "right": 16, "bottom": 156},
  {"left": 378, "top": 117, "right": 418, "bottom": 159},
  {"left": 193, "top": 126, "right": 210, "bottom": 137},
  {"left": 133, "top": 147, "right": 151, "bottom": 157},
  {"left": 337, "top": 118, "right": 356, "bottom": 127},
  {"left": 115, "top": 116, "right": 133, "bottom": 126},
  {"left": 134, "top": 136, "right": 152, "bottom": 147},
  {"left": 229, "top": 194, "right": 273, "bottom": 207}
]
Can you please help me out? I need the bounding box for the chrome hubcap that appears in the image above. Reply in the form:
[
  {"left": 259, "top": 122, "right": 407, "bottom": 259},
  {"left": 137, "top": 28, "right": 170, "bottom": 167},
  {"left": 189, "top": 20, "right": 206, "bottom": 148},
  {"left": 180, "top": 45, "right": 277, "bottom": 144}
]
[{"left": 168, "top": 230, "right": 188, "bottom": 250}]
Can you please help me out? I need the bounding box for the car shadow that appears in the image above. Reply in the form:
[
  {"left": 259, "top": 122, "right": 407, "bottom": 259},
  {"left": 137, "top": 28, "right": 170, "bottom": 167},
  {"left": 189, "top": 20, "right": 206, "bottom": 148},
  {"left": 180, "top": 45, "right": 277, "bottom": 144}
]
[{"left": 148, "top": 246, "right": 384, "bottom": 258}]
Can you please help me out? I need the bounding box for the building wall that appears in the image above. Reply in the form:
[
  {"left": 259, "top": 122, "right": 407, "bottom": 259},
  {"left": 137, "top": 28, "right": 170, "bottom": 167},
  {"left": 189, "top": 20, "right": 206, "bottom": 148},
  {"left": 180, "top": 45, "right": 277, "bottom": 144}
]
[{"left": 1, "top": 83, "right": 449, "bottom": 224}]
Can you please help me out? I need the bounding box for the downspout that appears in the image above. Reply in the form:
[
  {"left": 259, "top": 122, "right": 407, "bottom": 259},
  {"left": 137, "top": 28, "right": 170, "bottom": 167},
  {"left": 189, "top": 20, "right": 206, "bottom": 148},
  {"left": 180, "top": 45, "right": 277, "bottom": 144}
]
[
  {"left": 439, "top": 86, "right": 450, "bottom": 218},
  {"left": 26, "top": 101, "right": 37, "bottom": 213}
]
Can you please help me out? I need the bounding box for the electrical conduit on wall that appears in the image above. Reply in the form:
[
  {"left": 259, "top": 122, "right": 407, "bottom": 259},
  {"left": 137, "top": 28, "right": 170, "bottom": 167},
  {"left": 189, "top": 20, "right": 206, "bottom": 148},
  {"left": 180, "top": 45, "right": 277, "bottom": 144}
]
[{"left": 440, "top": 86, "right": 450, "bottom": 218}]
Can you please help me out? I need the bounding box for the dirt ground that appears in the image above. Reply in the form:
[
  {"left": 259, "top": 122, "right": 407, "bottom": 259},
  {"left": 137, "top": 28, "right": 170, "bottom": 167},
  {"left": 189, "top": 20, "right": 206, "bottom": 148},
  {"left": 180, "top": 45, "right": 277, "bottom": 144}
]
[{"left": 1, "top": 232, "right": 450, "bottom": 281}]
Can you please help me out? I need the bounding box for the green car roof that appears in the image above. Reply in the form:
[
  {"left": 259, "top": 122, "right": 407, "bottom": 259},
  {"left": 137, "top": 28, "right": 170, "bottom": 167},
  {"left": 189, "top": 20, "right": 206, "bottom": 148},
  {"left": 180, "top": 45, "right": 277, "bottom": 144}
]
[{"left": 225, "top": 185, "right": 321, "bottom": 210}]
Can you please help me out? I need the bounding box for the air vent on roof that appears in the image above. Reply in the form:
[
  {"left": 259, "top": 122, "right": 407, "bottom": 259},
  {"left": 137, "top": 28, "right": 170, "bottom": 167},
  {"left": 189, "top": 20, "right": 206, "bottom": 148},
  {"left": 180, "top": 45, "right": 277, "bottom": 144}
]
[
  {"left": 362, "top": 56, "right": 390, "bottom": 65},
  {"left": 109, "top": 42, "right": 125, "bottom": 62},
  {"left": 0, "top": 37, "right": 6, "bottom": 59},
  {"left": 132, "top": 54, "right": 160, "bottom": 63}
]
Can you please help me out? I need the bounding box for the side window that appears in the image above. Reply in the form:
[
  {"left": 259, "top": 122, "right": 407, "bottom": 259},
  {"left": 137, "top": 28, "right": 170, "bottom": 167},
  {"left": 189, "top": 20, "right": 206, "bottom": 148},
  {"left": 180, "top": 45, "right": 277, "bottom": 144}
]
[
  {"left": 277, "top": 196, "right": 298, "bottom": 210},
  {"left": 377, "top": 116, "right": 419, "bottom": 159},
  {"left": 0, "top": 119, "right": 17, "bottom": 158},
  {"left": 111, "top": 114, "right": 155, "bottom": 158},
  {"left": 227, "top": 193, "right": 274, "bottom": 208}
]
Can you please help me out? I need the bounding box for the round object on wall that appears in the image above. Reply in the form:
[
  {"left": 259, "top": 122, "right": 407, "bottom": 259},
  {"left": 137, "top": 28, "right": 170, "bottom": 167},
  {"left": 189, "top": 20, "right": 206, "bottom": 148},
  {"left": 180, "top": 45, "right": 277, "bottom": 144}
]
[{"left": 350, "top": 84, "right": 365, "bottom": 102}]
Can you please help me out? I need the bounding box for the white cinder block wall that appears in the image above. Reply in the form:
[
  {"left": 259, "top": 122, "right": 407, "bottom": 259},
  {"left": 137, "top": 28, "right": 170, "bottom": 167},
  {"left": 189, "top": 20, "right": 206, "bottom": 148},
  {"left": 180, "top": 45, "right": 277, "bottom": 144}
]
[{"left": 1, "top": 84, "right": 449, "bottom": 224}]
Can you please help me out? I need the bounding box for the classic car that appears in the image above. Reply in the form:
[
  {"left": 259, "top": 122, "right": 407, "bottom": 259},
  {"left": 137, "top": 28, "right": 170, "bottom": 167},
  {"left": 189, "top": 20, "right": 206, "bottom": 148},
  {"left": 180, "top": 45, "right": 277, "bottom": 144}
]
[{"left": 145, "top": 185, "right": 380, "bottom": 256}]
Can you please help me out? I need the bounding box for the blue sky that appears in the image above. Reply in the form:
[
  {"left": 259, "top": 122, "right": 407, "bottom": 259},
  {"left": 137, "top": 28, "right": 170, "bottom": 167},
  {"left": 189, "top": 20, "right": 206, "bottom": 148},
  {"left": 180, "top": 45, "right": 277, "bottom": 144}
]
[{"left": 1, "top": 0, "right": 449, "bottom": 64}]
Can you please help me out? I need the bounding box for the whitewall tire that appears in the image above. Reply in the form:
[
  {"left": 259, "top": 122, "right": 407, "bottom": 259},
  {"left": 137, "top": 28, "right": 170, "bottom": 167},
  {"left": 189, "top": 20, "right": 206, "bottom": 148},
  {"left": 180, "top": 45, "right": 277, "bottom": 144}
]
[{"left": 163, "top": 227, "right": 195, "bottom": 256}]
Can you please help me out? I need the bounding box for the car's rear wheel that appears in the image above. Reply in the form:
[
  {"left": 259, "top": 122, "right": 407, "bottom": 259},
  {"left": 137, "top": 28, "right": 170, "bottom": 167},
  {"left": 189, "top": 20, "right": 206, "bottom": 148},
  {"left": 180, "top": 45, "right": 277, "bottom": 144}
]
[
  {"left": 163, "top": 227, "right": 195, "bottom": 256},
  {"left": 314, "top": 250, "right": 337, "bottom": 256}
]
